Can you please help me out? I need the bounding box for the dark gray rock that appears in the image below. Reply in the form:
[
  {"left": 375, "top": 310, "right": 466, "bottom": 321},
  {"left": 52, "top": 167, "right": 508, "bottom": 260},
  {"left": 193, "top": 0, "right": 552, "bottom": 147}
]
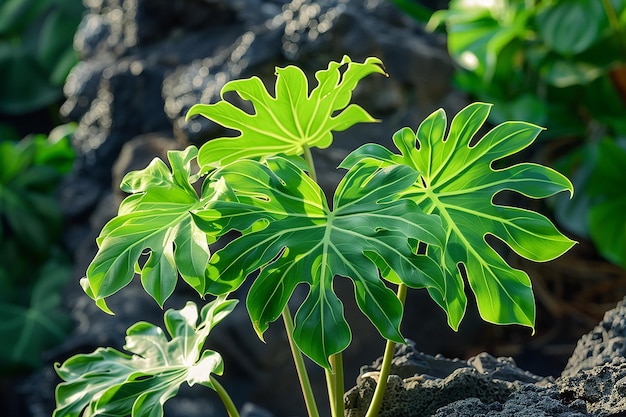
[
  {"left": 344, "top": 341, "right": 559, "bottom": 417},
  {"left": 555, "top": 296, "right": 626, "bottom": 416},
  {"left": 559, "top": 357, "right": 626, "bottom": 416},
  {"left": 563, "top": 297, "right": 626, "bottom": 378},
  {"left": 434, "top": 385, "right": 589, "bottom": 417}
]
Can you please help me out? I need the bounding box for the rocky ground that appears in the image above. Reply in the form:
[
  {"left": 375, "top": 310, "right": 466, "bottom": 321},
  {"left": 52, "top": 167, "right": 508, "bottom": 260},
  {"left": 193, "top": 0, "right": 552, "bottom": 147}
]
[{"left": 345, "top": 297, "right": 626, "bottom": 417}]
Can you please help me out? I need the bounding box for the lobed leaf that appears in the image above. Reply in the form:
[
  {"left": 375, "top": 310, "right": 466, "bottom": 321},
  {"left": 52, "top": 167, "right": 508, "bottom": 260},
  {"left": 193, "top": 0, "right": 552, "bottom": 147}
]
[
  {"left": 53, "top": 298, "right": 237, "bottom": 417},
  {"left": 83, "top": 147, "right": 211, "bottom": 312},
  {"left": 193, "top": 157, "right": 444, "bottom": 368},
  {"left": 185, "top": 55, "right": 386, "bottom": 169},
  {"left": 342, "top": 102, "right": 575, "bottom": 331}
]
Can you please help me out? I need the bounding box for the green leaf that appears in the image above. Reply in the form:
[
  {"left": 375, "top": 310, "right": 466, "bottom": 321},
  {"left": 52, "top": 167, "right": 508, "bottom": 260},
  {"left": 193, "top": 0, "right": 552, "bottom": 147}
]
[
  {"left": 186, "top": 55, "right": 386, "bottom": 169},
  {"left": 342, "top": 103, "right": 575, "bottom": 331},
  {"left": 433, "top": 0, "right": 529, "bottom": 80},
  {"left": 53, "top": 298, "right": 237, "bottom": 417},
  {"left": 193, "top": 157, "right": 444, "bottom": 368},
  {"left": 536, "top": 0, "right": 606, "bottom": 55},
  {"left": 84, "top": 147, "right": 211, "bottom": 311},
  {"left": 0, "top": 256, "right": 72, "bottom": 371},
  {"left": 586, "top": 138, "right": 626, "bottom": 268}
]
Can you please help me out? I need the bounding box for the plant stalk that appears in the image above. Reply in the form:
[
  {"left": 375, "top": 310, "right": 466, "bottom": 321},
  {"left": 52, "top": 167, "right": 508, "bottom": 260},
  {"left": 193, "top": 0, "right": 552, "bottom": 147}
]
[
  {"left": 602, "top": 0, "right": 626, "bottom": 57},
  {"left": 364, "top": 283, "right": 408, "bottom": 417},
  {"left": 303, "top": 146, "right": 318, "bottom": 182},
  {"left": 210, "top": 375, "right": 240, "bottom": 417},
  {"left": 282, "top": 306, "right": 321, "bottom": 417},
  {"left": 325, "top": 353, "right": 345, "bottom": 417}
]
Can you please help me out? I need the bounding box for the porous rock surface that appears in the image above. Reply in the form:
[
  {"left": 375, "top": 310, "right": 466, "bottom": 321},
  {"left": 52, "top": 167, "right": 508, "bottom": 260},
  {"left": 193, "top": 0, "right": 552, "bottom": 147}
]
[{"left": 346, "top": 297, "right": 626, "bottom": 417}]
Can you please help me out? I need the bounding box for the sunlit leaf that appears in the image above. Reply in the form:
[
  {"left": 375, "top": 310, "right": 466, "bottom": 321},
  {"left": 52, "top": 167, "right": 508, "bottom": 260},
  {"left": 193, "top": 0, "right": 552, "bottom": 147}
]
[
  {"left": 53, "top": 298, "right": 237, "bottom": 417},
  {"left": 193, "top": 157, "right": 444, "bottom": 368},
  {"left": 341, "top": 102, "right": 575, "bottom": 330},
  {"left": 186, "top": 55, "right": 386, "bottom": 169},
  {"left": 84, "top": 147, "right": 211, "bottom": 311}
]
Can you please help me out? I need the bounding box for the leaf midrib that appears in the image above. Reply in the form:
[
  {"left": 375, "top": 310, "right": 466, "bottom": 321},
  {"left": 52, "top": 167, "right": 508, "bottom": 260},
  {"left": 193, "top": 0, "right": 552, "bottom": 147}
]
[{"left": 423, "top": 188, "right": 529, "bottom": 318}]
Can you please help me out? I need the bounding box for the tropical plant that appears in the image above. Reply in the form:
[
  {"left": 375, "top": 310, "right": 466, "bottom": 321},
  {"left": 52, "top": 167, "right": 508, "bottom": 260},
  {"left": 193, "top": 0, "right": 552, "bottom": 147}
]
[
  {"left": 53, "top": 56, "right": 574, "bottom": 417},
  {"left": 0, "top": 123, "right": 76, "bottom": 372},
  {"left": 427, "top": 0, "right": 626, "bottom": 268}
]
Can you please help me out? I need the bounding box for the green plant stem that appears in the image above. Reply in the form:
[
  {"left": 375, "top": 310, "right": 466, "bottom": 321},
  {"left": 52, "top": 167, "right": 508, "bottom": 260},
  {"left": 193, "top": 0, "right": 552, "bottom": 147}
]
[
  {"left": 210, "top": 375, "right": 240, "bottom": 417},
  {"left": 325, "top": 353, "right": 345, "bottom": 417},
  {"left": 602, "top": 0, "right": 626, "bottom": 57},
  {"left": 303, "top": 145, "right": 318, "bottom": 182},
  {"left": 364, "top": 283, "right": 408, "bottom": 417},
  {"left": 282, "top": 306, "right": 321, "bottom": 417}
]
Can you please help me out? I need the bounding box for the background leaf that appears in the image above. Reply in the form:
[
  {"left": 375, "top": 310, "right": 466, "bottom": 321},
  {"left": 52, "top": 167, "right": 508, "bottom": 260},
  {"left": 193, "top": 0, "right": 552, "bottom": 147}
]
[
  {"left": 586, "top": 138, "right": 626, "bottom": 268},
  {"left": 0, "top": 256, "right": 72, "bottom": 372},
  {"left": 53, "top": 298, "right": 237, "bottom": 417},
  {"left": 535, "top": 0, "right": 606, "bottom": 55}
]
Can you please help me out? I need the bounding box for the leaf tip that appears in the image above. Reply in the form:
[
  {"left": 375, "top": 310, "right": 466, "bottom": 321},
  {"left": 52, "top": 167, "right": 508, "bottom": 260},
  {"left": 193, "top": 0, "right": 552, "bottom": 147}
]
[{"left": 185, "top": 104, "right": 201, "bottom": 122}]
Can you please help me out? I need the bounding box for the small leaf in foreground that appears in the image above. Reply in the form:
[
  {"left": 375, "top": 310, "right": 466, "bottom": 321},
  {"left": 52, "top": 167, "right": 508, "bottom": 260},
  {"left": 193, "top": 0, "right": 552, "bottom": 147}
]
[
  {"left": 53, "top": 297, "right": 237, "bottom": 417},
  {"left": 342, "top": 102, "right": 575, "bottom": 330}
]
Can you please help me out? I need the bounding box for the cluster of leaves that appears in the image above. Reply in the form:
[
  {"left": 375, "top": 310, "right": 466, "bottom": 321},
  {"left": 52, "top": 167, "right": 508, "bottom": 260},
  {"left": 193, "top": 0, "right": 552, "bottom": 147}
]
[
  {"left": 0, "top": 124, "right": 76, "bottom": 373},
  {"left": 54, "top": 56, "right": 574, "bottom": 417},
  {"left": 427, "top": 0, "right": 626, "bottom": 267},
  {"left": 0, "top": 0, "right": 84, "bottom": 115}
]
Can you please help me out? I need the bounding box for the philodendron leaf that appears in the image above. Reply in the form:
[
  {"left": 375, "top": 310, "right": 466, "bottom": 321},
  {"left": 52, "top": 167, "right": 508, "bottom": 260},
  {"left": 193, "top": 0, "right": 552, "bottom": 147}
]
[
  {"left": 53, "top": 297, "right": 237, "bottom": 417},
  {"left": 185, "top": 55, "right": 386, "bottom": 169},
  {"left": 193, "top": 157, "right": 444, "bottom": 368},
  {"left": 83, "top": 146, "right": 211, "bottom": 313},
  {"left": 341, "top": 102, "right": 575, "bottom": 330}
]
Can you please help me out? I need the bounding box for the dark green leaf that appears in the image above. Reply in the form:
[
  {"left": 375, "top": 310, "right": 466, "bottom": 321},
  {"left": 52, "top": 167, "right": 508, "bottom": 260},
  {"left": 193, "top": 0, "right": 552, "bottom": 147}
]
[
  {"left": 536, "top": 0, "right": 606, "bottom": 55},
  {"left": 194, "top": 157, "right": 444, "bottom": 368},
  {"left": 0, "top": 256, "right": 72, "bottom": 371}
]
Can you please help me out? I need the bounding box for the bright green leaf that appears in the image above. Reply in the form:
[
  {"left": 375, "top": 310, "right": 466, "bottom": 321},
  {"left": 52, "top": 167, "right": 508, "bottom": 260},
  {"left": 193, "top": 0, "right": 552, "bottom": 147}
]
[
  {"left": 185, "top": 55, "right": 386, "bottom": 169},
  {"left": 193, "top": 157, "right": 444, "bottom": 368},
  {"left": 342, "top": 103, "right": 575, "bottom": 331},
  {"left": 84, "top": 147, "right": 211, "bottom": 311},
  {"left": 53, "top": 298, "right": 237, "bottom": 417}
]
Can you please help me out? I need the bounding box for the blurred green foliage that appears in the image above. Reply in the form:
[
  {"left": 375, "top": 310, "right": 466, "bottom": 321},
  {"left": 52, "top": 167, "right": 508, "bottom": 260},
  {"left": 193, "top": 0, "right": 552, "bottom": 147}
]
[
  {"left": 0, "top": 124, "right": 76, "bottom": 373},
  {"left": 0, "top": 0, "right": 84, "bottom": 115},
  {"left": 427, "top": 0, "right": 626, "bottom": 268}
]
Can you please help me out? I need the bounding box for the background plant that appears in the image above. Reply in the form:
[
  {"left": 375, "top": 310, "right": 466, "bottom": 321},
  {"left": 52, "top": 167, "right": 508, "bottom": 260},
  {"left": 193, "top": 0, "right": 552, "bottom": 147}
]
[
  {"left": 0, "top": 0, "right": 84, "bottom": 116},
  {"left": 53, "top": 57, "right": 574, "bottom": 417},
  {"left": 0, "top": 123, "right": 76, "bottom": 373},
  {"left": 427, "top": 0, "right": 626, "bottom": 268}
]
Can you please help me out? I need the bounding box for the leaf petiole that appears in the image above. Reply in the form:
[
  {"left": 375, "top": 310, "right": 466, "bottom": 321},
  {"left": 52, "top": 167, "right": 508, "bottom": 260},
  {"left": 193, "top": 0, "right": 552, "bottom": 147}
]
[
  {"left": 365, "top": 283, "right": 408, "bottom": 417},
  {"left": 326, "top": 353, "right": 345, "bottom": 417},
  {"left": 282, "top": 306, "right": 320, "bottom": 417},
  {"left": 210, "top": 375, "right": 240, "bottom": 417}
]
